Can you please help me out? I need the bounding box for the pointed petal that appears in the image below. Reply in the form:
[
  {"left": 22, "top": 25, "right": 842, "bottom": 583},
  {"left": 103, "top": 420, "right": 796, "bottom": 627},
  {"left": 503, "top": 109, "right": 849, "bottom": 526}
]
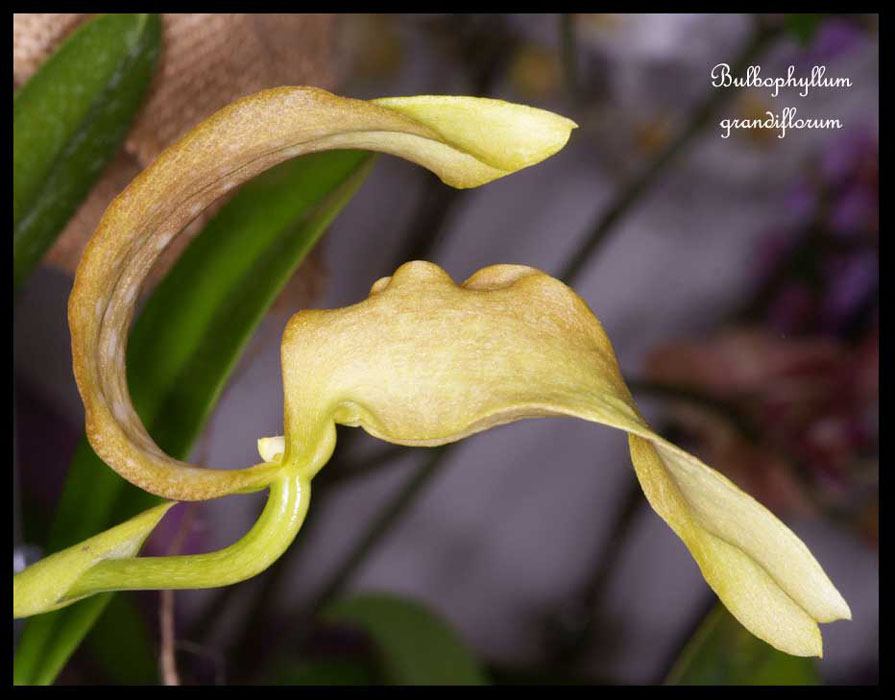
[
  {"left": 372, "top": 96, "right": 578, "bottom": 186},
  {"left": 13, "top": 502, "right": 174, "bottom": 618},
  {"left": 278, "top": 261, "right": 850, "bottom": 655},
  {"left": 629, "top": 435, "right": 829, "bottom": 657}
]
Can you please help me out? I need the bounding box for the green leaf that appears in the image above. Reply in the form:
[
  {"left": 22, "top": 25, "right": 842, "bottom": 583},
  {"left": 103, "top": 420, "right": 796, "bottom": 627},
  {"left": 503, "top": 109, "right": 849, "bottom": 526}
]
[
  {"left": 13, "top": 13, "right": 161, "bottom": 291},
  {"left": 14, "top": 594, "right": 112, "bottom": 686},
  {"left": 13, "top": 149, "right": 376, "bottom": 685},
  {"left": 322, "top": 592, "right": 488, "bottom": 686},
  {"left": 665, "top": 603, "right": 822, "bottom": 685},
  {"left": 84, "top": 593, "right": 158, "bottom": 684},
  {"left": 784, "top": 14, "right": 824, "bottom": 45}
]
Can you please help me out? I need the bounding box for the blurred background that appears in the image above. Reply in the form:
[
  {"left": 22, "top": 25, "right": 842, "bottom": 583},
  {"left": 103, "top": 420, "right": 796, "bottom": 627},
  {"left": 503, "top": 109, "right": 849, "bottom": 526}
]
[{"left": 14, "top": 13, "right": 878, "bottom": 685}]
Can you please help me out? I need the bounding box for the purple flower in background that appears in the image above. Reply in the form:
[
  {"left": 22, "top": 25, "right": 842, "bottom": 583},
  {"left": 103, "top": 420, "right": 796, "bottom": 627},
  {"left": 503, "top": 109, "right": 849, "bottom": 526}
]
[
  {"left": 144, "top": 502, "right": 208, "bottom": 557},
  {"left": 830, "top": 183, "right": 878, "bottom": 234},
  {"left": 784, "top": 180, "right": 819, "bottom": 224},
  {"left": 820, "top": 127, "right": 878, "bottom": 189},
  {"left": 821, "top": 250, "right": 878, "bottom": 333},
  {"left": 778, "top": 16, "right": 869, "bottom": 66},
  {"left": 756, "top": 126, "right": 878, "bottom": 335},
  {"left": 754, "top": 229, "right": 799, "bottom": 276},
  {"left": 645, "top": 328, "right": 875, "bottom": 513},
  {"left": 651, "top": 116, "right": 878, "bottom": 530},
  {"left": 766, "top": 281, "right": 816, "bottom": 335},
  {"left": 802, "top": 18, "right": 868, "bottom": 64}
]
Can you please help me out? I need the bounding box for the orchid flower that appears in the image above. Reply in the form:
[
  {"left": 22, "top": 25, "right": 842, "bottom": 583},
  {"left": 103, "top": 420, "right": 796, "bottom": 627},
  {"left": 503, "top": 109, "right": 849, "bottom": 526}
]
[{"left": 13, "top": 87, "right": 849, "bottom": 659}]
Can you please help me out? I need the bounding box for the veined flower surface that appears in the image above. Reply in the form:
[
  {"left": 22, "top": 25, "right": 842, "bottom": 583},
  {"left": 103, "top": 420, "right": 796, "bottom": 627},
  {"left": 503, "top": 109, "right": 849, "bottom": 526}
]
[
  {"left": 15, "top": 87, "right": 577, "bottom": 621},
  {"left": 67, "top": 86, "right": 577, "bottom": 502},
  {"left": 265, "top": 261, "right": 850, "bottom": 658},
  {"left": 14, "top": 87, "right": 849, "bottom": 659}
]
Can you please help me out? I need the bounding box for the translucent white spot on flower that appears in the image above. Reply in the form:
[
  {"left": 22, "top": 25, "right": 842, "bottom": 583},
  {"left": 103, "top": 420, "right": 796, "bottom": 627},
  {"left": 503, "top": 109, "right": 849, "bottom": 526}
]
[
  {"left": 123, "top": 285, "right": 138, "bottom": 306},
  {"left": 113, "top": 401, "right": 129, "bottom": 422},
  {"left": 102, "top": 331, "right": 119, "bottom": 361},
  {"left": 258, "top": 436, "right": 286, "bottom": 463}
]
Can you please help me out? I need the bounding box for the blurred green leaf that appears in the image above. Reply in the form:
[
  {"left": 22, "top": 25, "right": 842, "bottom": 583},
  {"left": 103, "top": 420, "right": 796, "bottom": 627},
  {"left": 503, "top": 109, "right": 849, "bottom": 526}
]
[
  {"left": 14, "top": 593, "right": 112, "bottom": 686},
  {"left": 85, "top": 593, "right": 158, "bottom": 684},
  {"left": 487, "top": 664, "right": 607, "bottom": 685},
  {"left": 14, "top": 150, "right": 376, "bottom": 685},
  {"left": 13, "top": 13, "right": 161, "bottom": 290},
  {"left": 322, "top": 592, "right": 488, "bottom": 685},
  {"left": 665, "top": 603, "right": 822, "bottom": 685},
  {"left": 270, "top": 658, "right": 378, "bottom": 685},
  {"left": 784, "top": 14, "right": 824, "bottom": 45}
]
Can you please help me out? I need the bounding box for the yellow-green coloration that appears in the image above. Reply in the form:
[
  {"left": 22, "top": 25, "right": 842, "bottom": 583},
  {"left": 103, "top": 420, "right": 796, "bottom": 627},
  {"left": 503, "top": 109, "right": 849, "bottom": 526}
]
[
  {"left": 13, "top": 502, "right": 173, "bottom": 618},
  {"left": 13, "top": 86, "right": 849, "bottom": 661},
  {"left": 66, "top": 474, "right": 309, "bottom": 598},
  {"left": 67, "top": 86, "right": 577, "bottom": 503},
  {"left": 371, "top": 96, "right": 577, "bottom": 187},
  {"left": 269, "top": 261, "right": 851, "bottom": 657}
]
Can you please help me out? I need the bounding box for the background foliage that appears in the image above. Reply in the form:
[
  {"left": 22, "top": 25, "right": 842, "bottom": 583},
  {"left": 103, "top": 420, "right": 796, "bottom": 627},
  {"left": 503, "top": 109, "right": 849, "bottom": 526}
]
[{"left": 13, "top": 13, "right": 877, "bottom": 685}]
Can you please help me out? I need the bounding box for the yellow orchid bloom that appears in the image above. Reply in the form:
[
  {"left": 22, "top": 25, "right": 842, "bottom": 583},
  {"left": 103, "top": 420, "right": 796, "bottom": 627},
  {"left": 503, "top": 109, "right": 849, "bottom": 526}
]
[
  {"left": 269, "top": 260, "right": 851, "bottom": 657},
  {"left": 67, "top": 86, "right": 577, "bottom": 502},
  {"left": 13, "top": 87, "right": 849, "bottom": 660},
  {"left": 15, "top": 86, "right": 577, "bottom": 621}
]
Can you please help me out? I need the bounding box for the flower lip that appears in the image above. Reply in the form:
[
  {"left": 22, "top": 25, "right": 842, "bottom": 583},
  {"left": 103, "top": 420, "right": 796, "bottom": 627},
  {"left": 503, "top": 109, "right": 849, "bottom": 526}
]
[{"left": 276, "top": 260, "right": 850, "bottom": 657}]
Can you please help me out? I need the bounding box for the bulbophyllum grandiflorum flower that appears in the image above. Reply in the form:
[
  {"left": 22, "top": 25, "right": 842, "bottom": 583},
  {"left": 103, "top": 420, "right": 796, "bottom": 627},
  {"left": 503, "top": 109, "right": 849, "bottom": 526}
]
[
  {"left": 15, "top": 87, "right": 577, "bottom": 618},
  {"left": 13, "top": 88, "right": 849, "bottom": 659},
  {"left": 68, "top": 87, "right": 578, "bottom": 502},
  {"left": 260, "top": 262, "right": 851, "bottom": 657}
]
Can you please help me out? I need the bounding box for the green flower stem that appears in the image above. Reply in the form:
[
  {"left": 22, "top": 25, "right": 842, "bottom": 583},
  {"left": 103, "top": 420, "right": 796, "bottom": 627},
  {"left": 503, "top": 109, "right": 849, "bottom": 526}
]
[
  {"left": 223, "top": 30, "right": 517, "bottom": 673},
  {"left": 64, "top": 472, "right": 310, "bottom": 600}
]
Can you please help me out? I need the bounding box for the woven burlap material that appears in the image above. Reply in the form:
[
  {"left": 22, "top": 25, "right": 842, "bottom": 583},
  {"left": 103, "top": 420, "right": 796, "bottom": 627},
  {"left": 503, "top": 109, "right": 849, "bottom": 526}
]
[{"left": 14, "top": 13, "right": 339, "bottom": 309}]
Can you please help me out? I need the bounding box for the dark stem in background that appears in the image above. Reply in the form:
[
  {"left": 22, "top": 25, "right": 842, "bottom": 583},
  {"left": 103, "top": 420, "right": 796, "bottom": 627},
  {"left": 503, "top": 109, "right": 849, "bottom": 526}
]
[
  {"left": 540, "top": 388, "right": 748, "bottom": 670},
  {"left": 308, "top": 447, "right": 449, "bottom": 615},
  {"left": 240, "top": 14, "right": 790, "bottom": 683},
  {"left": 389, "top": 15, "right": 518, "bottom": 267},
  {"left": 559, "top": 14, "right": 581, "bottom": 106},
  {"left": 273, "top": 448, "right": 449, "bottom": 668},
  {"left": 158, "top": 502, "right": 196, "bottom": 685},
  {"left": 392, "top": 186, "right": 463, "bottom": 265},
  {"left": 321, "top": 443, "right": 407, "bottom": 486},
  {"left": 219, "top": 16, "right": 516, "bottom": 680},
  {"left": 544, "top": 475, "right": 644, "bottom": 667},
  {"left": 558, "top": 18, "right": 781, "bottom": 283},
  {"left": 539, "top": 18, "right": 780, "bottom": 669}
]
